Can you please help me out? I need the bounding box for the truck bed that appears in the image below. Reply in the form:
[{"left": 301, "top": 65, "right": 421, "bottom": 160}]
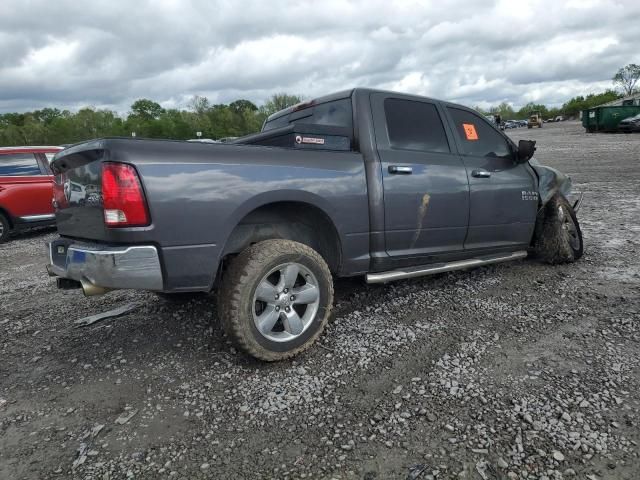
[{"left": 50, "top": 137, "right": 369, "bottom": 290}]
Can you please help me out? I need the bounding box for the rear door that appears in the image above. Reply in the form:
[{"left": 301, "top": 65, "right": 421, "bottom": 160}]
[
  {"left": 371, "top": 93, "right": 469, "bottom": 259},
  {"left": 0, "top": 152, "right": 54, "bottom": 219},
  {"left": 444, "top": 106, "right": 537, "bottom": 251}
]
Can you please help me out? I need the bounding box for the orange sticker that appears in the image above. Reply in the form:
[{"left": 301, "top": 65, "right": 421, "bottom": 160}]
[{"left": 463, "top": 123, "right": 478, "bottom": 141}]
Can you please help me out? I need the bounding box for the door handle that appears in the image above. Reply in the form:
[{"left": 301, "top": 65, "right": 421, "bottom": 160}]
[
  {"left": 388, "top": 165, "right": 413, "bottom": 174},
  {"left": 471, "top": 169, "right": 491, "bottom": 178}
]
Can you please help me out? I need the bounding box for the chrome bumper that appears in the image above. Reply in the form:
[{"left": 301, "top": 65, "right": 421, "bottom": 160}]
[{"left": 47, "top": 239, "right": 163, "bottom": 291}]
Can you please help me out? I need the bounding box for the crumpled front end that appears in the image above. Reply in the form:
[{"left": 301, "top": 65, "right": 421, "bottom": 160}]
[{"left": 529, "top": 160, "right": 572, "bottom": 204}]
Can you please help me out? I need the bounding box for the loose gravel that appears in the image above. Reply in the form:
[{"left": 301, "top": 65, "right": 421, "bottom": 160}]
[{"left": 1, "top": 122, "right": 639, "bottom": 479}]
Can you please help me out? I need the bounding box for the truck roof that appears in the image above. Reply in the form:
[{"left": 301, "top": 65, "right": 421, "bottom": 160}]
[{"left": 265, "top": 87, "right": 448, "bottom": 124}]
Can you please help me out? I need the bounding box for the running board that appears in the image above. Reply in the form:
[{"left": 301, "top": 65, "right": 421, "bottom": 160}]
[{"left": 366, "top": 251, "right": 528, "bottom": 284}]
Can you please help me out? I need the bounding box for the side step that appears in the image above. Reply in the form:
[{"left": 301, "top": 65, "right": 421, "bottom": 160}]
[{"left": 366, "top": 251, "right": 528, "bottom": 284}]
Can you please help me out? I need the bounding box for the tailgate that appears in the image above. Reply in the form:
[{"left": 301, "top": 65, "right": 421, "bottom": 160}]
[{"left": 51, "top": 140, "right": 107, "bottom": 239}]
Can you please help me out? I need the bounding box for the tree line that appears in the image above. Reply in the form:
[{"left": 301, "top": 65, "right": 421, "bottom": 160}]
[
  {"left": 1, "top": 64, "right": 637, "bottom": 146},
  {"left": 0, "top": 93, "right": 301, "bottom": 147},
  {"left": 2, "top": 89, "right": 620, "bottom": 147},
  {"left": 476, "top": 90, "right": 622, "bottom": 121},
  {"left": 479, "top": 64, "right": 639, "bottom": 120}
]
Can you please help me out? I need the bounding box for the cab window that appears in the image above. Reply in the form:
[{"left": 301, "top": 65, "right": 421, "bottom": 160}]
[
  {"left": 447, "top": 107, "right": 512, "bottom": 158},
  {"left": 263, "top": 98, "right": 353, "bottom": 132},
  {"left": 384, "top": 98, "right": 450, "bottom": 153}
]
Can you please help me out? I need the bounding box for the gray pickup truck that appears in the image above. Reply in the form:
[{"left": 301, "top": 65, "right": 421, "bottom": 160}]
[{"left": 47, "top": 88, "right": 583, "bottom": 361}]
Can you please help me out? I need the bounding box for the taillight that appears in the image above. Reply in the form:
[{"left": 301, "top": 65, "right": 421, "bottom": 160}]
[{"left": 101, "top": 162, "right": 150, "bottom": 227}]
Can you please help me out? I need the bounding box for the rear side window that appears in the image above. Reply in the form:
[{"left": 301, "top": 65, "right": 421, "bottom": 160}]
[
  {"left": 308, "top": 99, "right": 353, "bottom": 128},
  {"left": 384, "top": 99, "right": 450, "bottom": 153},
  {"left": 447, "top": 107, "right": 511, "bottom": 158},
  {"left": 263, "top": 98, "right": 353, "bottom": 132},
  {"left": 0, "top": 153, "right": 41, "bottom": 176}
]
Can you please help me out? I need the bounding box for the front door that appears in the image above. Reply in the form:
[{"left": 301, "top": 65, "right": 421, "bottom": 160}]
[
  {"left": 371, "top": 94, "right": 469, "bottom": 259},
  {"left": 444, "top": 106, "right": 538, "bottom": 251}
]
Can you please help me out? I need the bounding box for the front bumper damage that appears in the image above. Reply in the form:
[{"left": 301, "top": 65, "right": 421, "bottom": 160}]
[
  {"left": 47, "top": 238, "right": 163, "bottom": 295},
  {"left": 530, "top": 160, "right": 583, "bottom": 214}
]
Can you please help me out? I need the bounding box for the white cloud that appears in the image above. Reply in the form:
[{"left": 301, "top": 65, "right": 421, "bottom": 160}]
[{"left": 0, "top": 0, "right": 638, "bottom": 113}]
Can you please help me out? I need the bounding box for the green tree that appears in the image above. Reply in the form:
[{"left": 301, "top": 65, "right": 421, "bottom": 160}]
[
  {"left": 229, "top": 99, "right": 258, "bottom": 113},
  {"left": 188, "top": 95, "right": 211, "bottom": 115},
  {"left": 561, "top": 90, "right": 621, "bottom": 117},
  {"left": 261, "top": 93, "right": 302, "bottom": 116},
  {"left": 517, "top": 103, "right": 548, "bottom": 119},
  {"left": 130, "top": 99, "right": 164, "bottom": 120},
  {"left": 613, "top": 64, "right": 640, "bottom": 96},
  {"left": 488, "top": 102, "right": 515, "bottom": 120}
]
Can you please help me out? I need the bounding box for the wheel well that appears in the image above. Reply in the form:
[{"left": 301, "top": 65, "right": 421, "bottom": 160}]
[
  {"left": 222, "top": 202, "right": 342, "bottom": 273},
  {"left": 0, "top": 207, "right": 13, "bottom": 228}
]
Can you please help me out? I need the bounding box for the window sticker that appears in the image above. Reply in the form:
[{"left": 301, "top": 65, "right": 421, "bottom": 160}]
[{"left": 462, "top": 123, "right": 478, "bottom": 141}]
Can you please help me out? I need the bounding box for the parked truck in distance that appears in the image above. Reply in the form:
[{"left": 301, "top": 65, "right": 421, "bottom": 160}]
[
  {"left": 528, "top": 111, "right": 543, "bottom": 128},
  {"left": 47, "top": 88, "right": 583, "bottom": 361}
]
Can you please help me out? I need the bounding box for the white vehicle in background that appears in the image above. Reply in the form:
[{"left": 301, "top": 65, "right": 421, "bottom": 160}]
[
  {"left": 187, "top": 138, "right": 218, "bottom": 143},
  {"left": 65, "top": 181, "right": 86, "bottom": 204}
]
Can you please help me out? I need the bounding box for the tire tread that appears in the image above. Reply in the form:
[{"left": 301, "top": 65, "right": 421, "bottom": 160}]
[{"left": 218, "top": 239, "right": 333, "bottom": 361}]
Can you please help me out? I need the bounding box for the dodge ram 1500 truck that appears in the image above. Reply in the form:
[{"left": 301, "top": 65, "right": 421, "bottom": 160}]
[{"left": 47, "top": 88, "right": 583, "bottom": 361}]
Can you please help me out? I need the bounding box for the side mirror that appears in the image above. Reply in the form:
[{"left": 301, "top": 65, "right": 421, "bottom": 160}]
[{"left": 517, "top": 139, "right": 536, "bottom": 163}]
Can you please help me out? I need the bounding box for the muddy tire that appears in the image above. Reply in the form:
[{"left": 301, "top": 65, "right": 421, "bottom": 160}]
[
  {"left": 217, "top": 239, "right": 333, "bottom": 362},
  {"left": 0, "top": 213, "right": 10, "bottom": 244},
  {"left": 533, "top": 195, "right": 583, "bottom": 264}
]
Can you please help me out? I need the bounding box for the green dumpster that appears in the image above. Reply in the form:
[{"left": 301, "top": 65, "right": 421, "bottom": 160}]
[{"left": 582, "top": 105, "right": 640, "bottom": 132}]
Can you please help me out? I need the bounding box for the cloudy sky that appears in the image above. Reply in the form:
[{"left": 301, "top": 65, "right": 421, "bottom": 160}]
[{"left": 1, "top": 0, "right": 638, "bottom": 113}]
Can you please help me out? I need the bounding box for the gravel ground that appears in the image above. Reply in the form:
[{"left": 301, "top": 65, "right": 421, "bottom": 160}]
[{"left": 1, "top": 121, "right": 639, "bottom": 480}]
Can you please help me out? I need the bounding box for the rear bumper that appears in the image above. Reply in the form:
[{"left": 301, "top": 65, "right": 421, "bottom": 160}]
[{"left": 47, "top": 238, "right": 163, "bottom": 291}]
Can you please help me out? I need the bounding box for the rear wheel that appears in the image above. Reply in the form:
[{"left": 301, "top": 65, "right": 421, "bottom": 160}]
[
  {"left": 218, "top": 239, "right": 333, "bottom": 361},
  {"left": 533, "top": 195, "right": 583, "bottom": 264},
  {"left": 0, "top": 213, "right": 10, "bottom": 244}
]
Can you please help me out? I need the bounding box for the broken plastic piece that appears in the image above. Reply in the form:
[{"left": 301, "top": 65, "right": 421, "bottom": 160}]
[
  {"left": 115, "top": 409, "right": 138, "bottom": 425},
  {"left": 74, "top": 303, "right": 139, "bottom": 327}
]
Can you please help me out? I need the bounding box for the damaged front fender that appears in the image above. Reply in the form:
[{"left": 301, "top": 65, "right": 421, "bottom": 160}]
[{"left": 529, "top": 159, "right": 573, "bottom": 206}]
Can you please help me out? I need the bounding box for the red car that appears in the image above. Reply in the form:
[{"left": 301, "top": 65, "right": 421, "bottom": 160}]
[{"left": 0, "top": 146, "right": 63, "bottom": 243}]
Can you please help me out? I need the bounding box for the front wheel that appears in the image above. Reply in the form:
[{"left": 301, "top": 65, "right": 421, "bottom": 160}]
[
  {"left": 217, "top": 239, "right": 333, "bottom": 361},
  {"left": 533, "top": 195, "right": 583, "bottom": 264}
]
